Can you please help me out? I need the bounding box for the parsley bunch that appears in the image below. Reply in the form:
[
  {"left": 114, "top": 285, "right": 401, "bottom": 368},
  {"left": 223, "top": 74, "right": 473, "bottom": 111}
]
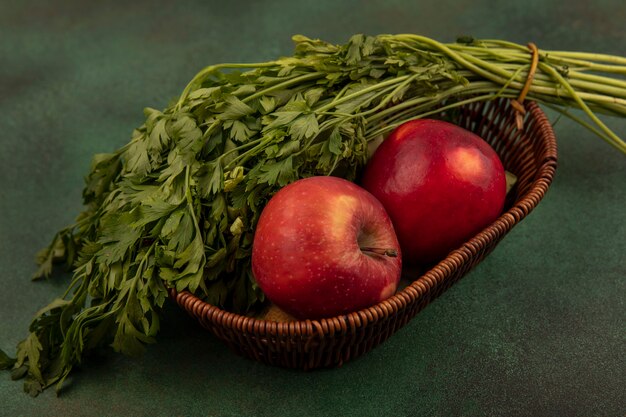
[{"left": 2, "top": 34, "right": 625, "bottom": 396}]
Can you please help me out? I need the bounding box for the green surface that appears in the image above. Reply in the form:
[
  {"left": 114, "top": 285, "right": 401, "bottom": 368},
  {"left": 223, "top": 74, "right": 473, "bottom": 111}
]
[{"left": 1, "top": 0, "right": 625, "bottom": 416}]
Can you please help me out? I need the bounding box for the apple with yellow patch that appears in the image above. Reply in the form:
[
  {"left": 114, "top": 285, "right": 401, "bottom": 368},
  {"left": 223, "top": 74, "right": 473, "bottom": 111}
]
[
  {"left": 252, "top": 176, "right": 402, "bottom": 319},
  {"left": 362, "top": 119, "right": 506, "bottom": 265}
]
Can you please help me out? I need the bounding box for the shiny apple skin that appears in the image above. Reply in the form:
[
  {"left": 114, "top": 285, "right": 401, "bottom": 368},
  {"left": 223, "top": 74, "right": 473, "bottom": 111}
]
[
  {"left": 361, "top": 119, "right": 506, "bottom": 266},
  {"left": 252, "top": 176, "right": 402, "bottom": 320}
]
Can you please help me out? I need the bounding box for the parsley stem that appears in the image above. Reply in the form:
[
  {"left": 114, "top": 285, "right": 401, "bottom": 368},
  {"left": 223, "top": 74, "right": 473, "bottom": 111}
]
[
  {"left": 316, "top": 75, "right": 411, "bottom": 113},
  {"left": 217, "top": 137, "right": 265, "bottom": 166},
  {"left": 184, "top": 166, "right": 208, "bottom": 268},
  {"left": 366, "top": 81, "right": 496, "bottom": 125},
  {"left": 366, "top": 93, "right": 514, "bottom": 139},
  {"left": 242, "top": 72, "right": 325, "bottom": 103},
  {"left": 176, "top": 62, "right": 279, "bottom": 110},
  {"left": 345, "top": 75, "right": 421, "bottom": 119},
  {"left": 225, "top": 136, "right": 274, "bottom": 169},
  {"left": 538, "top": 62, "right": 626, "bottom": 153},
  {"left": 482, "top": 39, "right": 626, "bottom": 65}
]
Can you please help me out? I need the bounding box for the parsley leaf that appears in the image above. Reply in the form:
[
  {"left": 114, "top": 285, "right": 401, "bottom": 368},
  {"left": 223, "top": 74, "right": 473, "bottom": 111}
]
[
  {"left": 258, "top": 156, "right": 294, "bottom": 186},
  {"left": 289, "top": 113, "right": 319, "bottom": 140},
  {"left": 218, "top": 96, "right": 255, "bottom": 120}
]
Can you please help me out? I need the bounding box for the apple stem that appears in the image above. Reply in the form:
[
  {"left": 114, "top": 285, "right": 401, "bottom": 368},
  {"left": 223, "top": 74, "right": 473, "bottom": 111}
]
[{"left": 360, "top": 246, "right": 399, "bottom": 258}]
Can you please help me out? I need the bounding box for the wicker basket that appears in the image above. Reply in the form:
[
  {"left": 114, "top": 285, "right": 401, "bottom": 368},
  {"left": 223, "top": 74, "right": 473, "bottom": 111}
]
[{"left": 169, "top": 97, "right": 558, "bottom": 369}]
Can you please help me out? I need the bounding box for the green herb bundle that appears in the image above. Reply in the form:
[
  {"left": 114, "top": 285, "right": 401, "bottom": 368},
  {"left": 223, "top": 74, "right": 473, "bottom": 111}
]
[{"left": 2, "top": 34, "right": 625, "bottom": 396}]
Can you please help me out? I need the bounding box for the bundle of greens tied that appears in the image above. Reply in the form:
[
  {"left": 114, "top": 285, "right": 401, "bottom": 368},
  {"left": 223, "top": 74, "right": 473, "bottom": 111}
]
[{"left": 1, "top": 34, "right": 625, "bottom": 396}]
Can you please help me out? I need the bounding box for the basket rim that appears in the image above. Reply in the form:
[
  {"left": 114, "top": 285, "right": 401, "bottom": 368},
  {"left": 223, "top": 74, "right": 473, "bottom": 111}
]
[{"left": 170, "top": 99, "right": 558, "bottom": 340}]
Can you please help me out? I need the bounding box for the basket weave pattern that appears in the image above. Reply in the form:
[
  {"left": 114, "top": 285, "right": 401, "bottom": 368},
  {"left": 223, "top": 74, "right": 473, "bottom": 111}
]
[{"left": 169, "top": 98, "right": 558, "bottom": 369}]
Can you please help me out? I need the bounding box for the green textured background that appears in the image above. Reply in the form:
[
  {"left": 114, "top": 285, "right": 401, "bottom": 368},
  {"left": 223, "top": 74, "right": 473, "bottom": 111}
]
[{"left": 1, "top": 0, "right": 625, "bottom": 416}]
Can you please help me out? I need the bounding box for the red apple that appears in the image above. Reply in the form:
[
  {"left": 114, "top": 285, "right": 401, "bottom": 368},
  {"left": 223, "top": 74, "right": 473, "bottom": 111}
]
[
  {"left": 361, "top": 119, "right": 506, "bottom": 266},
  {"left": 252, "top": 176, "right": 402, "bottom": 319}
]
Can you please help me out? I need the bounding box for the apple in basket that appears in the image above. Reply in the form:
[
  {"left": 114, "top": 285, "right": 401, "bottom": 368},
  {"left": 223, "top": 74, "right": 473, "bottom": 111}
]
[
  {"left": 251, "top": 176, "right": 402, "bottom": 320},
  {"left": 362, "top": 119, "right": 507, "bottom": 266}
]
